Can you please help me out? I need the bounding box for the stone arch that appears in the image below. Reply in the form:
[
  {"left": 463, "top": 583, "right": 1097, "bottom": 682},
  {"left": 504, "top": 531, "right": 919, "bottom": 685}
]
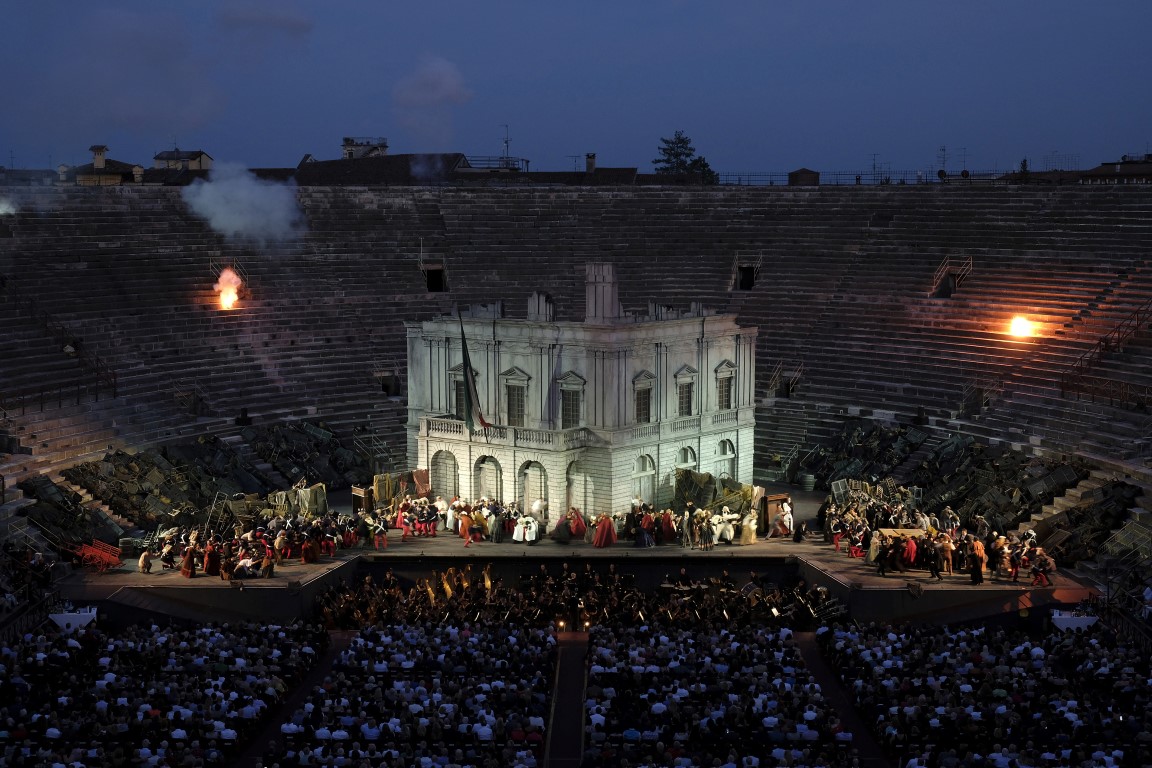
[
  {"left": 676, "top": 446, "right": 697, "bottom": 469},
  {"left": 566, "top": 459, "right": 594, "bottom": 517},
  {"left": 632, "top": 454, "right": 656, "bottom": 506},
  {"left": 518, "top": 460, "right": 549, "bottom": 521},
  {"left": 716, "top": 439, "right": 736, "bottom": 480},
  {"left": 430, "top": 449, "right": 460, "bottom": 499},
  {"left": 473, "top": 455, "right": 502, "bottom": 501}
]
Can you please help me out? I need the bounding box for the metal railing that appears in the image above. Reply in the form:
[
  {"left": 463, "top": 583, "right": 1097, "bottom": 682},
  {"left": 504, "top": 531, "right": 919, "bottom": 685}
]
[
  {"left": 958, "top": 373, "right": 1004, "bottom": 416},
  {"left": 1, "top": 286, "right": 118, "bottom": 402},
  {"left": 717, "top": 168, "right": 1018, "bottom": 187},
  {"left": 465, "top": 155, "right": 530, "bottom": 172},
  {"left": 1060, "top": 294, "right": 1152, "bottom": 403},
  {"left": 765, "top": 358, "right": 804, "bottom": 398},
  {"left": 929, "top": 253, "right": 974, "bottom": 297}
]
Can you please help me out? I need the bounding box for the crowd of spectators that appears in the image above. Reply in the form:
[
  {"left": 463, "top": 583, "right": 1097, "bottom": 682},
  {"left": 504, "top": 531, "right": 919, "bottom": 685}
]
[
  {"left": 818, "top": 621, "right": 1152, "bottom": 768},
  {"left": 0, "top": 618, "right": 327, "bottom": 767},
  {"left": 261, "top": 620, "right": 555, "bottom": 768},
  {"left": 582, "top": 623, "right": 855, "bottom": 768}
]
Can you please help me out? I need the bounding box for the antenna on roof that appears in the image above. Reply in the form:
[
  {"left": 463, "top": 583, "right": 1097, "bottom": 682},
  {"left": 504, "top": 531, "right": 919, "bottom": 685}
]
[
  {"left": 500, "top": 124, "right": 511, "bottom": 168},
  {"left": 566, "top": 155, "right": 581, "bottom": 171}
]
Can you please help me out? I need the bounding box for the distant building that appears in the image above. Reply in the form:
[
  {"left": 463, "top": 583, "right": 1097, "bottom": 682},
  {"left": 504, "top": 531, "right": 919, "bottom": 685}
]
[
  {"left": 405, "top": 264, "right": 757, "bottom": 525},
  {"left": 152, "top": 149, "right": 213, "bottom": 171},
  {"left": 1080, "top": 154, "right": 1152, "bottom": 185},
  {"left": 69, "top": 145, "right": 141, "bottom": 186},
  {"left": 788, "top": 168, "right": 820, "bottom": 186}
]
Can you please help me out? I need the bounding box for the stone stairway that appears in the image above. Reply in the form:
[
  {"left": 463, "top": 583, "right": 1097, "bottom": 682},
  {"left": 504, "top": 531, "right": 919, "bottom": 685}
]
[
  {"left": 0, "top": 481, "right": 53, "bottom": 553},
  {"left": 1012, "top": 469, "right": 1118, "bottom": 538},
  {"left": 53, "top": 476, "right": 132, "bottom": 537},
  {"left": 220, "top": 433, "right": 290, "bottom": 490},
  {"left": 891, "top": 430, "right": 947, "bottom": 486}
]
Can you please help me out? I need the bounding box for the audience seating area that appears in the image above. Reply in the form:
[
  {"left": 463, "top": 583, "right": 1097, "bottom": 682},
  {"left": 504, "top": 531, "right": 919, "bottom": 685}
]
[
  {"left": 584, "top": 624, "right": 850, "bottom": 768},
  {"left": 819, "top": 620, "right": 1152, "bottom": 767},
  {"left": 2, "top": 184, "right": 1152, "bottom": 496},
  {"left": 263, "top": 622, "right": 555, "bottom": 768}
]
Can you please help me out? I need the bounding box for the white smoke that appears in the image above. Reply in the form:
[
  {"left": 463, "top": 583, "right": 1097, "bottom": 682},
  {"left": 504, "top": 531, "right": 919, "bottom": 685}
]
[
  {"left": 392, "top": 56, "right": 472, "bottom": 149},
  {"left": 0, "top": 198, "right": 16, "bottom": 216},
  {"left": 182, "top": 162, "right": 303, "bottom": 243}
]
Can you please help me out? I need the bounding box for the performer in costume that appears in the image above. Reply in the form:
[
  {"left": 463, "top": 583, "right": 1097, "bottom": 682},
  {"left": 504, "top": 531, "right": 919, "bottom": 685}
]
[
  {"left": 179, "top": 542, "right": 200, "bottom": 579},
  {"left": 740, "top": 508, "right": 758, "bottom": 545},
  {"left": 203, "top": 539, "right": 221, "bottom": 577},
  {"left": 568, "top": 507, "right": 588, "bottom": 541},
  {"left": 660, "top": 508, "right": 677, "bottom": 545},
  {"left": 591, "top": 514, "right": 617, "bottom": 548},
  {"left": 634, "top": 506, "right": 656, "bottom": 548}
]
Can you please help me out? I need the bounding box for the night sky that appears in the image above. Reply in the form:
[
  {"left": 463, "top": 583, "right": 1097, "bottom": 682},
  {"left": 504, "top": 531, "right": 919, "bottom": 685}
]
[{"left": 2, "top": 1, "right": 1149, "bottom": 175}]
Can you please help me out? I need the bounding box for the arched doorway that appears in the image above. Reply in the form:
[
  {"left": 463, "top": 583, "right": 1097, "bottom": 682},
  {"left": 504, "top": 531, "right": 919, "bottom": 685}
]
[
  {"left": 716, "top": 439, "right": 736, "bottom": 480},
  {"left": 566, "top": 460, "right": 594, "bottom": 517},
  {"left": 430, "top": 450, "right": 459, "bottom": 500},
  {"left": 473, "top": 456, "right": 502, "bottom": 501},
  {"left": 676, "top": 446, "right": 697, "bottom": 470},
  {"left": 519, "top": 461, "right": 549, "bottom": 523},
  {"left": 632, "top": 454, "right": 655, "bottom": 506}
]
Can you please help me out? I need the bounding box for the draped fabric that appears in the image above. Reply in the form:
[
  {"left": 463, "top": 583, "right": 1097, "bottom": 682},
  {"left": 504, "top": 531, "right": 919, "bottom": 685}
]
[{"left": 413, "top": 468, "right": 431, "bottom": 497}]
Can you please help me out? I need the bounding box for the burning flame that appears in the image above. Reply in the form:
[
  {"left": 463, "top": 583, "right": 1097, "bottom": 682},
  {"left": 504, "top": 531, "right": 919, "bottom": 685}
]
[
  {"left": 214, "top": 267, "right": 243, "bottom": 310},
  {"left": 1009, "top": 316, "right": 1034, "bottom": 338}
]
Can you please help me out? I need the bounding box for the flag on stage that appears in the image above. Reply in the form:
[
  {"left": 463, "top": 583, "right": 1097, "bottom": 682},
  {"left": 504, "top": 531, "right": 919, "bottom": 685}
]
[{"left": 459, "top": 317, "right": 491, "bottom": 432}]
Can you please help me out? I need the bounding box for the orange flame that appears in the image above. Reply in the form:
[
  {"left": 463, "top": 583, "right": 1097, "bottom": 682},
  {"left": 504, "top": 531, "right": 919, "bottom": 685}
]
[
  {"left": 214, "top": 267, "right": 243, "bottom": 311},
  {"left": 1009, "top": 316, "right": 1034, "bottom": 338}
]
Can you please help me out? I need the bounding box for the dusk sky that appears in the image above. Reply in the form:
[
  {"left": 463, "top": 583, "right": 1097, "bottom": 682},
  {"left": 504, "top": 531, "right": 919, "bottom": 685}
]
[{"left": 3, "top": 1, "right": 1149, "bottom": 176}]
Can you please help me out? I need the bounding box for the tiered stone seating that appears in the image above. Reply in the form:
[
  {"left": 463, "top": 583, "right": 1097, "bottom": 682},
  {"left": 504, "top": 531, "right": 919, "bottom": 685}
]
[{"left": 1, "top": 183, "right": 1151, "bottom": 495}]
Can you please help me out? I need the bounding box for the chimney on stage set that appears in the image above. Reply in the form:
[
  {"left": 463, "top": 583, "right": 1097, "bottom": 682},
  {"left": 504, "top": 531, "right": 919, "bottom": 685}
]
[{"left": 585, "top": 263, "right": 621, "bottom": 323}]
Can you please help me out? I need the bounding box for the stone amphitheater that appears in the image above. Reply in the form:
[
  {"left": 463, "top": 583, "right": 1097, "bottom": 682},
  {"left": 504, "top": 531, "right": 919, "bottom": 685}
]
[{"left": 2, "top": 183, "right": 1152, "bottom": 549}]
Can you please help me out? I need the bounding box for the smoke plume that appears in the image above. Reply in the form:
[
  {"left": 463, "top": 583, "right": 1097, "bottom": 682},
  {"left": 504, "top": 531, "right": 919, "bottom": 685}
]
[
  {"left": 182, "top": 162, "right": 303, "bottom": 243},
  {"left": 0, "top": 198, "right": 16, "bottom": 216},
  {"left": 392, "top": 56, "right": 472, "bottom": 149}
]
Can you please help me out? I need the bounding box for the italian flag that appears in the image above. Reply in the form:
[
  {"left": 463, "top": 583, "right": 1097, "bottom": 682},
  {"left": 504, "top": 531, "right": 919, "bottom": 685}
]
[{"left": 459, "top": 317, "right": 491, "bottom": 432}]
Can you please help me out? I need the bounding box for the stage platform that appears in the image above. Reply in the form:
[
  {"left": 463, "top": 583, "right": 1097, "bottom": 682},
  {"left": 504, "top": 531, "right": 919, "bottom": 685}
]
[
  {"left": 56, "top": 535, "right": 1095, "bottom": 627},
  {"left": 53, "top": 485, "right": 1097, "bottom": 625}
]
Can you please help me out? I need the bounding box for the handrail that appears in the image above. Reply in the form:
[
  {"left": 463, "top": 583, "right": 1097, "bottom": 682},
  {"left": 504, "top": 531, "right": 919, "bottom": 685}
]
[
  {"left": 929, "top": 253, "right": 974, "bottom": 297},
  {"left": 210, "top": 257, "right": 249, "bottom": 288},
  {"left": 959, "top": 373, "right": 1003, "bottom": 415},
  {"left": 1, "top": 288, "right": 118, "bottom": 400},
  {"left": 765, "top": 359, "right": 804, "bottom": 397},
  {"left": 716, "top": 168, "right": 1022, "bottom": 187},
  {"left": 1060, "top": 293, "right": 1152, "bottom": 399}
]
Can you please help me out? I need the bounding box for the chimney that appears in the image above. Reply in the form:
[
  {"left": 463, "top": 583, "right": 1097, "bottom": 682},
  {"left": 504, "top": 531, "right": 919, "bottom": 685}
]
[
  {"left": 585, "top": 263, "right": 621, "bottom": 323},
  {"left": 527, "top": 291, "right": 555, "bottom": 322},
  {"left": 89, "top": 145, "right": 108, "bottom": 170},
  {"left": 585, "top": 153, "right": 597, "bottom": 173}
]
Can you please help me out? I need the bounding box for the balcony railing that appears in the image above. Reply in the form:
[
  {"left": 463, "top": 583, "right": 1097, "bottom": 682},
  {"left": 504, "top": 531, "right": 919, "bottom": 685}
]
[
  {"left": 711, "top": 410, "right": 738, "bottom": 426},
  {"left": 424, "top": 418, "right": 589, "bottom": 450},
  {"left": 422, "top": 409, "right": 746, "bottom": 449}
]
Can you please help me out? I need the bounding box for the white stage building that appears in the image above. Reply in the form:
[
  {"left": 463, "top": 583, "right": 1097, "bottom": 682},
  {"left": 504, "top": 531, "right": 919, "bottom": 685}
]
[{"left": 405, "top": 264, "right": 756, "bottom": 528}]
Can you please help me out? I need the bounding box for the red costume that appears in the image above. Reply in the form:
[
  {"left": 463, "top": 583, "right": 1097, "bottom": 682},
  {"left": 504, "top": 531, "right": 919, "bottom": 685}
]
[{"left": 592, "top": 515, "right": 617, "bottom": 548}]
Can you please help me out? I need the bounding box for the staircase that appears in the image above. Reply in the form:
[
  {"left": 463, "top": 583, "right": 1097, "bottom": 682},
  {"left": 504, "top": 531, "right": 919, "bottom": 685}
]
[
  {"left": 891, "top": 430, "right": 947, "bottom": 485},
  {"left": 1012, "top": 469, "right": 1116, "bottom": 537},
  {"left": 220, "top": 433, "right": 290, "bottom": 489},
  {"left": 54, "top": 476, "right": 133, "bottom": 537}
]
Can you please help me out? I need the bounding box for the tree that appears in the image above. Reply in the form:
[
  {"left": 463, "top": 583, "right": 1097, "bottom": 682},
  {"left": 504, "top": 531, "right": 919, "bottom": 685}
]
[{"left": 652, "top": 130, "right": 719, "bottom": 184}]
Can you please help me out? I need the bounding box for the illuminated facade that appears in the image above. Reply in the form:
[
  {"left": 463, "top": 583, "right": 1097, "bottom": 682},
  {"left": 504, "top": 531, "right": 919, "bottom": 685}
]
[{"left": 405, "top": 264, "right": 757, "bottom": 525}]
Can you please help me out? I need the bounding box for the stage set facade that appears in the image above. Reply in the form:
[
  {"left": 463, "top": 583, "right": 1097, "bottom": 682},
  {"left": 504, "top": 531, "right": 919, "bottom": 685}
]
[{"left": 405, "top": 264, "right": 757, "bottom": 524}]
